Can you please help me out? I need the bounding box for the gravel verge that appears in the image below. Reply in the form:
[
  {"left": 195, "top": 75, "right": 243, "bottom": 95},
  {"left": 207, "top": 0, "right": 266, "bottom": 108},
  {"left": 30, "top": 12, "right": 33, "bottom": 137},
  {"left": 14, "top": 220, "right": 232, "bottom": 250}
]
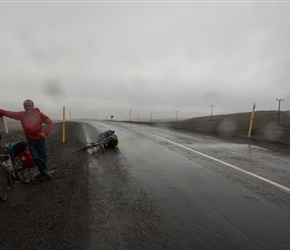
[{"left": 0, "top": 122, "right": 90, "bottom": 250}]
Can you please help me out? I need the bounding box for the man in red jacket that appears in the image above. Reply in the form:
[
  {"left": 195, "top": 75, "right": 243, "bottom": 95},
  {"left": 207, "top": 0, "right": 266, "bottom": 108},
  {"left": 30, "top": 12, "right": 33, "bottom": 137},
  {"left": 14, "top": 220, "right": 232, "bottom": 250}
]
[{"left": 0, "top": 99, "right": 53, "bottom": 181}]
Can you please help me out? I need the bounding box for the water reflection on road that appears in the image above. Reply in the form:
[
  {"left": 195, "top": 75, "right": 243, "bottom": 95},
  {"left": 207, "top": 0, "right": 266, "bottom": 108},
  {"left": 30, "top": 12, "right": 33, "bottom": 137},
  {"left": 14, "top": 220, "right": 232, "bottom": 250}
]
[{"left": 79, "top": 120, "right": 290, "bottom": 250}]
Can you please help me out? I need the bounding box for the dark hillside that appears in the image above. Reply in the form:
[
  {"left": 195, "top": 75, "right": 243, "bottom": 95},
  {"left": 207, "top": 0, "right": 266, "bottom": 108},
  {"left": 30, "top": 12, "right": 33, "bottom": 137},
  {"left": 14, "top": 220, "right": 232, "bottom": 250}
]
[{"left": 157, "top": 111, "right": 290, "bottom": 145}]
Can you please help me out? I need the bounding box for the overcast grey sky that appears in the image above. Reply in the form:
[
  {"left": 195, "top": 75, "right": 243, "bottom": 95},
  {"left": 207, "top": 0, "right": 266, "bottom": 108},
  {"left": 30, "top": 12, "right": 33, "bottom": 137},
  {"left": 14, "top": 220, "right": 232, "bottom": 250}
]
[{"left": 0, "top": 1, "right": 290, "bottom": 120}]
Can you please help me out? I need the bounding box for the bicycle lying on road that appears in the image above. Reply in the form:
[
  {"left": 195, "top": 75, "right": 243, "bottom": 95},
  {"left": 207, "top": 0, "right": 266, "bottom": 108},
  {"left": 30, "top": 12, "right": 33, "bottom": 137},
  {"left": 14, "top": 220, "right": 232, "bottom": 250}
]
[
  {"left": 73, "top": 130, "right": 120, "bottom": 153},
  {"left": 0, "top": 138, "right": 38, "bottom": 202}
]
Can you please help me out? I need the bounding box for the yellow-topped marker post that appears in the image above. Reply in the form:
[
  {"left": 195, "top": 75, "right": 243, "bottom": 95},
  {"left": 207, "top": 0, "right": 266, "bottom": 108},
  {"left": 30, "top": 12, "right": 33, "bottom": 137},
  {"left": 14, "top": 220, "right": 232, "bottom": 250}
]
[{"left": 248, "top": 103, "right": 256, "bottom": 138}]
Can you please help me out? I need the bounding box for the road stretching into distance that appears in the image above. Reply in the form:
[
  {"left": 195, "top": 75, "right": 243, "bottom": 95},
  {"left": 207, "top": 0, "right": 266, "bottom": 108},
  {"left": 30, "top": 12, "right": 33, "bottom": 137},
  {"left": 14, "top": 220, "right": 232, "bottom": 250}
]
[{"left": 77, "top": 120, "right": 290, "bottom": 249}]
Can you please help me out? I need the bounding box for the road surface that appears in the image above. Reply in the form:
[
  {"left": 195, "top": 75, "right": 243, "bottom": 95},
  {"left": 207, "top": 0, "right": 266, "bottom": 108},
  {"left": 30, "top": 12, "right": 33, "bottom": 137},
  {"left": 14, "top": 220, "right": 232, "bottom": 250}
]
[{"left": 78, "top": 120, "right": 290, "bottom": 250}]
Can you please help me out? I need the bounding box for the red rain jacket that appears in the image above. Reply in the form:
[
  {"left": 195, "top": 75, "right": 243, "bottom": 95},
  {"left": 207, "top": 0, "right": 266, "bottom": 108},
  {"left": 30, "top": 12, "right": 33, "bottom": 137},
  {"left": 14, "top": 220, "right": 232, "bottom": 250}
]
[{"left": 0, "top": 108, "right": 53, "bottom": 142}]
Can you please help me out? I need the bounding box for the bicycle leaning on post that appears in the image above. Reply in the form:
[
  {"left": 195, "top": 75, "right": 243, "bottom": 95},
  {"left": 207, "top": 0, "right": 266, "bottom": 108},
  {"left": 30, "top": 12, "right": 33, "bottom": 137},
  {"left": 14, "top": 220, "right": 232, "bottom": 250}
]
[{"left": 0, "top": 138, "right": 38, "bottom": 202}]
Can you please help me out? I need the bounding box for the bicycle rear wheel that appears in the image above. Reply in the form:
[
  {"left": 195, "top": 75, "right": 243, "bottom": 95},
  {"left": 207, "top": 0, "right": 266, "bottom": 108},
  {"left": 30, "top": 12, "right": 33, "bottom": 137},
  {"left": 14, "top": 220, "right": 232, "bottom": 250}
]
[
  {"left": 13, "top": 159, "right": 36, "bottom": 184},
  {"left": 0, "top": 168, "right": 8, "bottom": 202},
  {"left": 16, "top": 167, "right": 33, "bottom": 183}
]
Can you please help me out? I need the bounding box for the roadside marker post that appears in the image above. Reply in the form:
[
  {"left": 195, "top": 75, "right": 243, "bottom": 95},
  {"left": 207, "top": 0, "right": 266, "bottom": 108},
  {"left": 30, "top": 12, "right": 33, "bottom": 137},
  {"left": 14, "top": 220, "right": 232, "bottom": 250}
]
[
  {"left": 248, "top": 103, "right": 256, "bottom": 138},
  {"left": 0, "top": 116, "right": 8, "bottom": 134}
]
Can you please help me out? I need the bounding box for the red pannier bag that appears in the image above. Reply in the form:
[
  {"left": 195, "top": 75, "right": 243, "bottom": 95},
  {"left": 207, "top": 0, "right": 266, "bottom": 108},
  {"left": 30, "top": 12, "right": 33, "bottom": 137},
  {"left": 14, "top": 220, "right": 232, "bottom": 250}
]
[{"left": 17, "top": 147, "right": 36, "bottom": 168}]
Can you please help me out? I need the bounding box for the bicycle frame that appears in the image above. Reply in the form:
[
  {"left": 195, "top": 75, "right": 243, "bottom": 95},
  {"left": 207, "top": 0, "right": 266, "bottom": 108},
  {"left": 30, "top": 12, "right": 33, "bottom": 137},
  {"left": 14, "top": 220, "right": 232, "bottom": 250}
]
[
  {"left": 73, "top": 138, "right": 109, "bottom": 153},
  {"left": 0, "top": 152, "right": 17, "bottom": 179},
  {"left": 0, "top": 152, "right": 17, "bottom": 202},
  {"left": 0, "top": 166, "right": 8, "bottom": 202},
  {"left": 0, "top": 145, "right": 38, "bottom": 202}
]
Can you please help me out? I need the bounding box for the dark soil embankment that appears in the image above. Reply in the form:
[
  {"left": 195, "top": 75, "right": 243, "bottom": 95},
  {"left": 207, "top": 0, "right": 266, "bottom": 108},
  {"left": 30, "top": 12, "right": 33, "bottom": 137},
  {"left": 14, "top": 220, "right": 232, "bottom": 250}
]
[{"left": 156, "top": 111, "right": 290, "bottom": 146}]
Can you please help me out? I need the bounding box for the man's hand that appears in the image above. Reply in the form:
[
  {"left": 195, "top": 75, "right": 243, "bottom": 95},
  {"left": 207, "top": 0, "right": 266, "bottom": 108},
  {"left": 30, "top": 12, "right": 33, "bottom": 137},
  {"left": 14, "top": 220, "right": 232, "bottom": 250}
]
[{"left": 39, "top": 132, "right": 47, "bottom": 138}]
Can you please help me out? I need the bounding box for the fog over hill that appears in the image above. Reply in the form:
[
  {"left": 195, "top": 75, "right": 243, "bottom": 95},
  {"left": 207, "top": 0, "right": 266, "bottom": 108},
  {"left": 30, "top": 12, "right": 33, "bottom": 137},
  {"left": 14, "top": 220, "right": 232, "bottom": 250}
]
[
  {"left": 1, "top": 101, "right": 207, "bottom": 121},
  {"left": 3, "top": 101, "right": 288, "bottom": 123},
  {"left": 67, "top": 108, "right": 209, "bottom": 122}
]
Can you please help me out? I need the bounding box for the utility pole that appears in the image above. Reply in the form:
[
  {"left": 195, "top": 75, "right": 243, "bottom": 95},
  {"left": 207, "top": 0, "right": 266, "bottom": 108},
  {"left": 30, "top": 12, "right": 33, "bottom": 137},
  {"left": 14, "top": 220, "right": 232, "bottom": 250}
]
[
  {"left": 62, "top": 106, "right": 66, "bottom": 143},
  {"left": 175, "top": 110, "right": 179, "bottom": 122},
  {"left": 150, "top": 113, "right": 153, "bottom": 123},
  {"left": 209, "top": 105, "right": 215, "bottom": 120},
  {"left": 276, "top": 98, "right": 284, "bottom": 124}
]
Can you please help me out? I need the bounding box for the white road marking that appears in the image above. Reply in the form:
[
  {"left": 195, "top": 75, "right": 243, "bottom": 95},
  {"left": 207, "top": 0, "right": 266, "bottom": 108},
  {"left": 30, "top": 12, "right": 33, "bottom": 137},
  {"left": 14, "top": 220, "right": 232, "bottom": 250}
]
[{"left": 136, "top": 128, "right": 290, "bottom": 194}]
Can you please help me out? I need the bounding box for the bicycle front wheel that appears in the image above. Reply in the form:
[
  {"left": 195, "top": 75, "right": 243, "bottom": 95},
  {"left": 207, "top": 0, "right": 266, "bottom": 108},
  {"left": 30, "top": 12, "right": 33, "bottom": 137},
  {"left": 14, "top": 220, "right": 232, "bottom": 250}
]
[{"left": 0, "top": 168, "right": 8, "bottom": 202}]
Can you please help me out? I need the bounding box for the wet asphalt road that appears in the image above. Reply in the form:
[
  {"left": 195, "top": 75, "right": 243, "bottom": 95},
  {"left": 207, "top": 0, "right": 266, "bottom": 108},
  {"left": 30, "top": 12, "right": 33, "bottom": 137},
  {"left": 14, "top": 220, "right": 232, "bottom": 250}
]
[{"left": 78, "top": 120, "right": 290, "bottom": 249}]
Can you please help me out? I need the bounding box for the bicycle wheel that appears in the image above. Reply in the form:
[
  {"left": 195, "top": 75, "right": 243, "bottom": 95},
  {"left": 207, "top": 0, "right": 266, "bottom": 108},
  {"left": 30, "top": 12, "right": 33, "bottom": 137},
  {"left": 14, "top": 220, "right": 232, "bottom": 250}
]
[
  {"left": 16, "top": 167, "right": 33, "bottom": 183},
  {"left": 13, "top": 159, "right": 36, "bottom": 184},
  {"left": 0, "top": 168, "right": 8, "bottom": 202}
]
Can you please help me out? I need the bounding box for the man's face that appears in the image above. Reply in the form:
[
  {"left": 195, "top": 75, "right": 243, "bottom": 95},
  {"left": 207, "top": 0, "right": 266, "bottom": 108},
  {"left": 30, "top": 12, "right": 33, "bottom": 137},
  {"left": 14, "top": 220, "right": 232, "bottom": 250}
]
[{"left": 23, "top": 101, "right": 34, "bottom": 113}]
